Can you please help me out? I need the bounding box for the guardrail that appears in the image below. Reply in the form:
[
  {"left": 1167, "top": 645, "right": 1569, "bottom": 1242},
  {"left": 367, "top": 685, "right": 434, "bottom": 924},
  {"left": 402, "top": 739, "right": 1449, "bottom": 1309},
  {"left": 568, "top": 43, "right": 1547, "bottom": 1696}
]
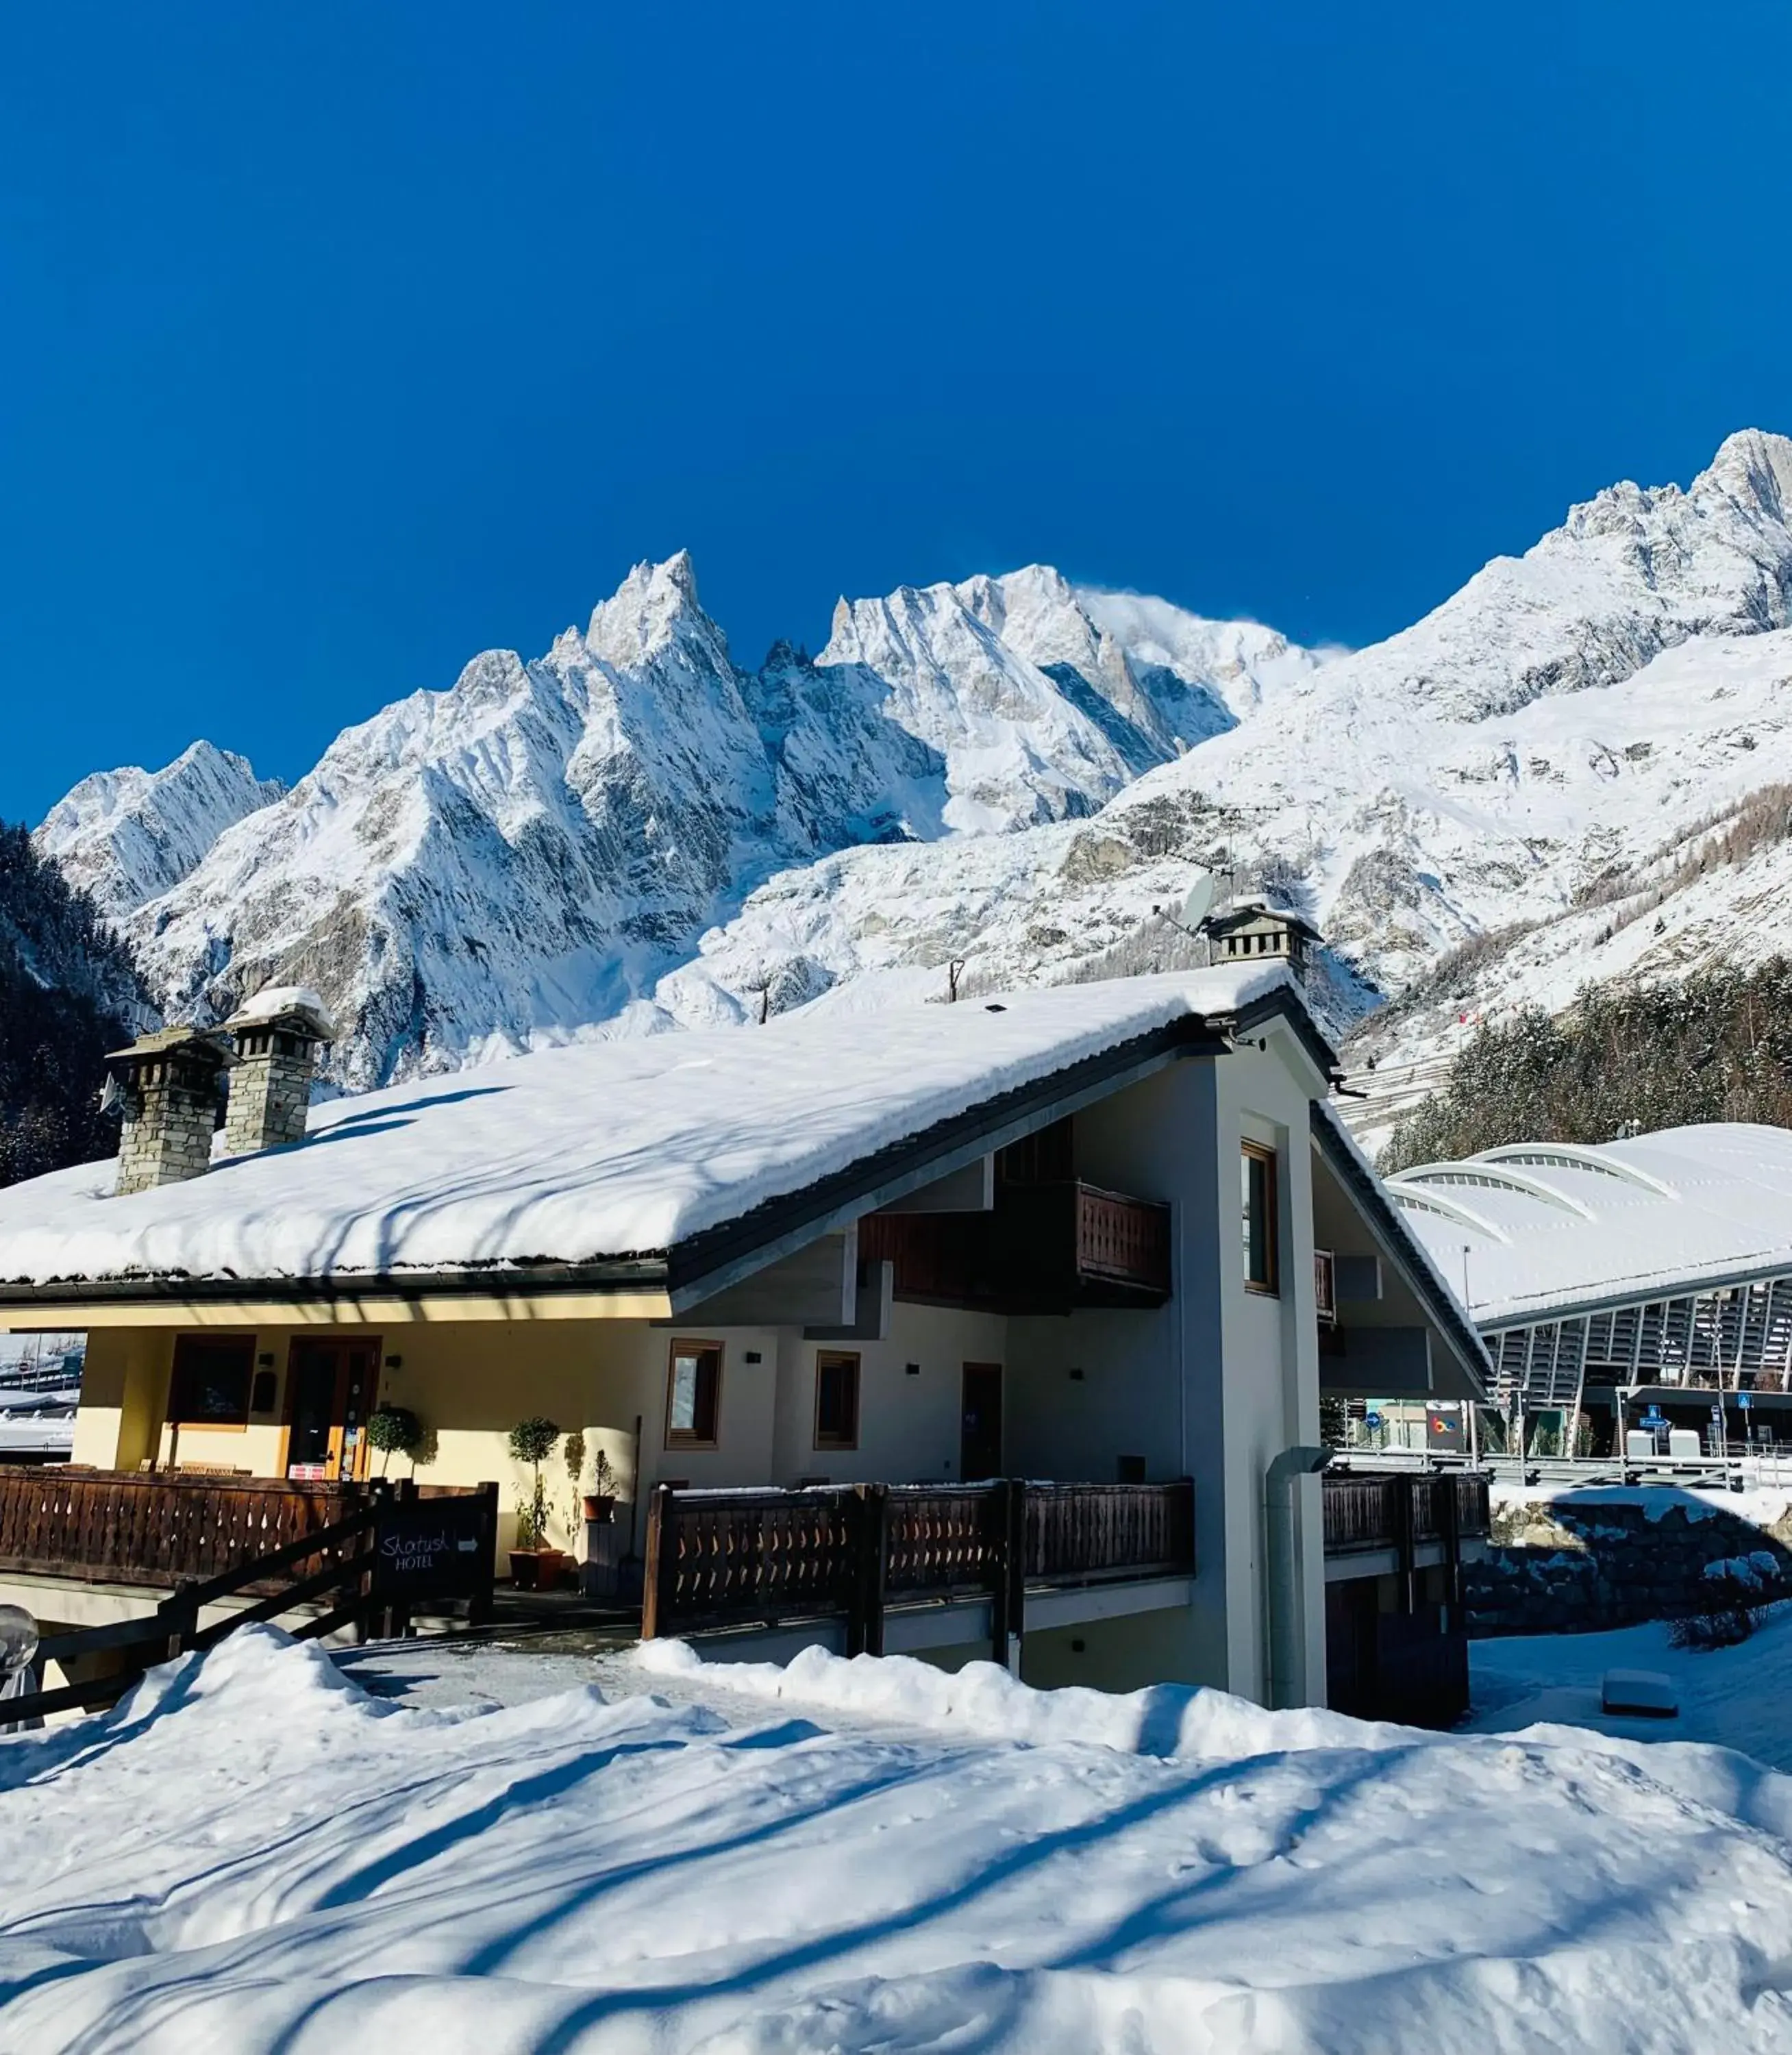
[{"left": 641, "top": 1478, "right": 1195, "bottom": 1654}]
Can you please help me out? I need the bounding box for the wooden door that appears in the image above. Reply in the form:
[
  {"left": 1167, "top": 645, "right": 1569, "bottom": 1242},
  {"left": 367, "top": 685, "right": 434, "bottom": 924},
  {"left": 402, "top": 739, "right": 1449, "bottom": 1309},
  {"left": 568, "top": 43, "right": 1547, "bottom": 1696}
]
[
  {"left": 960, "top": 1362, "right": 1004, "bottom": 1480},
  {"left": 283, "top": 1338, "right": 380, "bottom": 1481}
]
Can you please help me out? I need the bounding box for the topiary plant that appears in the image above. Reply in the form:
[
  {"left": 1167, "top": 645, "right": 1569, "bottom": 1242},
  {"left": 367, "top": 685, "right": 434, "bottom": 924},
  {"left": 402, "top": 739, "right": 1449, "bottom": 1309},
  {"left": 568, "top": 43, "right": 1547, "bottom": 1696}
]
[
  {"left": 507, "top": 1415, "right": 560, "bottom": 1549},
  {"left": 366, "top": 1404, "right": 422, "bottom": 1477},
  {"left": 563, "top": 1426, "right": 586, "bottom": 1534}
]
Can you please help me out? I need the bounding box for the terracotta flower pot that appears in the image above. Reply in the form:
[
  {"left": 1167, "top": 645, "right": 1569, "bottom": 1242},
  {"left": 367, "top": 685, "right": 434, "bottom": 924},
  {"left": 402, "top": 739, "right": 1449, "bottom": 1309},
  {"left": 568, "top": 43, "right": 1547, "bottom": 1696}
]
[{"left": 582, "top": 1493, "right": 617, "bottom": 1523}]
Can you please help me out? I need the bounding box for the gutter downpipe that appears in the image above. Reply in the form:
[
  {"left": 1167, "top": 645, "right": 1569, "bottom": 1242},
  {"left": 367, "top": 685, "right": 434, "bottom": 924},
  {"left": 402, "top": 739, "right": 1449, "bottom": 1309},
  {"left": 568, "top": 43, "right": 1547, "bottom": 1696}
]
[{"left": 1265, "top": 1445, "right": 1332, "bottom": 1710}]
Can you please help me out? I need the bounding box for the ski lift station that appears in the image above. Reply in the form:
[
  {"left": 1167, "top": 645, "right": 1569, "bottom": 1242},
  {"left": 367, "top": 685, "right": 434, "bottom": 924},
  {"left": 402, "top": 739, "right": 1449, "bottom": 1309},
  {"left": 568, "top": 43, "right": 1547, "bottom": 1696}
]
[{"left": 1385, "top": 1124, "right": 1792, "bottom": 1452}]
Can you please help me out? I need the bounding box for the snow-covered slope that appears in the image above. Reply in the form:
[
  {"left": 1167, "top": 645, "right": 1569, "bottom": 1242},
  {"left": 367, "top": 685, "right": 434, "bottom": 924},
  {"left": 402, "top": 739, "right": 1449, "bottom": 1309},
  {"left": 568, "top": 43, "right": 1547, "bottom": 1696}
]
[
  {"left": 36, "top": 741, "right": 283, "bottom": 922},
  {"left": 37, "top": 429, "right": 1792, "bottom": 1093}
]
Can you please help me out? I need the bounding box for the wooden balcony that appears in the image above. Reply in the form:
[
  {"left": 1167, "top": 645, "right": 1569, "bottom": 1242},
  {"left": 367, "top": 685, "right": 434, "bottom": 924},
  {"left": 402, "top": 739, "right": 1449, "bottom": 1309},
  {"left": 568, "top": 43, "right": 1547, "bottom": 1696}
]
[
  {"left": 860, "top": 1180, "right": 1171, "bottom": 1312},
  {"left": 643, "top": 1478, "right": 1194, "bottom": 1649},
  {"left": 1321, "top": 1469, "right": 1491, "bottom": 1558}
]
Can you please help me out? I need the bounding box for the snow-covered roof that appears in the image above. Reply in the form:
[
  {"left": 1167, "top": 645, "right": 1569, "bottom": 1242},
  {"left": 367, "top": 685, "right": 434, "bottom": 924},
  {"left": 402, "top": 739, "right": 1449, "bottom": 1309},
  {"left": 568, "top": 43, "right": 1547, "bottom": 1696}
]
[
  {"left": 1387, "top": 1125, "right": 1792, "bottom": 1326},
  {"left": 0, "top": 964, "right": 1302, "bottom": 1297}
]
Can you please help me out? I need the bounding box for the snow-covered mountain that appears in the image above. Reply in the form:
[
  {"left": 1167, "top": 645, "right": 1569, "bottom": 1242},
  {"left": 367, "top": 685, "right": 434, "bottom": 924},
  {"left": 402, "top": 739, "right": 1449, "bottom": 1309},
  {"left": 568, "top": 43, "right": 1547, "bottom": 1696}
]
[
  {"left": 653, "top": 431, "right": 1792, "bottom": 1038},
  {"left": 36, "top": 429, "right": 1792, "bottom": 1097},
  {"left": 40, "top": 554, "right": 1315, "bottom": 1086},
  {"left": 36, "top": 742, "right": 283, "bottom": 923}
]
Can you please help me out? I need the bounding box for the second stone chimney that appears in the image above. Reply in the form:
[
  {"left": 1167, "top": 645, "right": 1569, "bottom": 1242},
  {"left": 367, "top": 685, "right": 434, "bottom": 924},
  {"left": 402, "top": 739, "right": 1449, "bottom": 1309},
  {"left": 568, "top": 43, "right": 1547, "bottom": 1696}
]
[
  {"left": 222, "top": 988, "right": 336, "bottom": 1156},
  {"left": 107, "top": 1028, "right": 236, "bottom": 1197}
]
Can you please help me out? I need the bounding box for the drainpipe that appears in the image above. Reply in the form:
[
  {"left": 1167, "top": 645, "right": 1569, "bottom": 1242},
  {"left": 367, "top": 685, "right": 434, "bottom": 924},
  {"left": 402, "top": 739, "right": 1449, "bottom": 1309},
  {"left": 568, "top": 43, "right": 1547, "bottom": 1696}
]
[{"left": 1265, "top": 1445, "right": 1332, "bottom": 1710}]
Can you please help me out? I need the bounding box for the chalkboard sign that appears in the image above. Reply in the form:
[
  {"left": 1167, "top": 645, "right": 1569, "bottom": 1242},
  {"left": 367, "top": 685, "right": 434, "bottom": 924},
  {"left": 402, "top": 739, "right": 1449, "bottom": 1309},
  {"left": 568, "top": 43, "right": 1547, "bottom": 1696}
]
[{"left": 371, "top": 1492, "right": 494, "bottom": 1602}]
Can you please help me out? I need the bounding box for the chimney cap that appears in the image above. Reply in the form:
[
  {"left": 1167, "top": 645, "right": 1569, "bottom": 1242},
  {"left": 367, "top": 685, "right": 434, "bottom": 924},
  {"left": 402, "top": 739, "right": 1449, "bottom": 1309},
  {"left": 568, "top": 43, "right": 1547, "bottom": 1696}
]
[
  {"left": 225, "top": 985, "right": 338, "bottom": 1043},
  {"left": 105, "top": 1024, "right": 238, "bottom": 1067}
]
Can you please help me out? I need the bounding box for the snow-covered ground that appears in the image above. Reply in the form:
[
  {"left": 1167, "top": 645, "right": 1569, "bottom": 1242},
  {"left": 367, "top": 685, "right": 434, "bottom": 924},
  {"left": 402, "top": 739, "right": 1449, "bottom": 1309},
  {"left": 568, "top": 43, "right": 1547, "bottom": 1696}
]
[
  {"left": 6, "top": 1629, "right": 1792, "bottom": 2052},
  {"left": 1467, "top": 1602, "right": 1792, "bottom": 1771}
]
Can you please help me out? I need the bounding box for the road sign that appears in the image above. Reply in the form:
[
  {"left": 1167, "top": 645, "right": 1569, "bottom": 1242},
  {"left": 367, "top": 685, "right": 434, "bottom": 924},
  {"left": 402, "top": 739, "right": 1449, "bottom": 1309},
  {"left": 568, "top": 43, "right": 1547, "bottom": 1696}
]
[{"left": 1740, "top": 1393, "right": 1753, "bottom": 1411}]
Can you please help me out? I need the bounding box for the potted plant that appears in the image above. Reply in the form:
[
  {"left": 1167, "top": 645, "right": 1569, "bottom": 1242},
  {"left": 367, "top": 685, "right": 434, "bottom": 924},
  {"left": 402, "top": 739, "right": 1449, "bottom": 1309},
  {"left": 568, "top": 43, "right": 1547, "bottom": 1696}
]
[
  {"left": 366, "top": 1404, "right": 422, "bottom": 1478},
  {"left": 507, "top": 1415, "right": 562, "bottom": 1588},
  {"left": 582, "top": 1445, "right": 619, "bottom": 1525}
]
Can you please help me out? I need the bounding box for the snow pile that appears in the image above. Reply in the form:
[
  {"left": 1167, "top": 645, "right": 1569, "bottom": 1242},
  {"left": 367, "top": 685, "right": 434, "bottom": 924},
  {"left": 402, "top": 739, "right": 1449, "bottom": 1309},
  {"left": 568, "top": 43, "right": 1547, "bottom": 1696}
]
[
  {"left": 1704, "top": 1552, "right": 1784, "bottom": 1591},
  {"left": 637, "top": 1638, "right": 1394, "bottom": 1756},
  {"left": 0, "top": 963, "right": 1288, "bottom": 1286},
  {"left": 7, "top": 1628, "right": 1792, "bottom": 2052},
  {"left": 226, "top": 982, "right": 336, "bottom": 1032}
]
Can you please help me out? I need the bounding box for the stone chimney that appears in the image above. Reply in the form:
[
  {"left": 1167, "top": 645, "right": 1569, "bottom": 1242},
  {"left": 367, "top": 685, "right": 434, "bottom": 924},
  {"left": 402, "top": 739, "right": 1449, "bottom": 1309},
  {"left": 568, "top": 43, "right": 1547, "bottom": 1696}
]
[
  {"left": 222, "top": 988, "right": 336, "bottom": 1156},
  {"left": 107, "top": 1028, "right": 236, "bottom": 1196}
]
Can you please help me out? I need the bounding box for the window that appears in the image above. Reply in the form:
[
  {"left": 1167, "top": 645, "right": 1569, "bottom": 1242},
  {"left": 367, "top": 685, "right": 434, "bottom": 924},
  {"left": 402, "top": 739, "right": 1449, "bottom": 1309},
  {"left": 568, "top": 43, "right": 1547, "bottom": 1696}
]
[
  {"left": 665, "top": 1339, "right": 722, "bottom": 1447},
  {"left": 167, "top": 1334, "right": 255, "bottom": 1428},
  {"left": 1242, "top": 1143, "right": 1278, "bottom": 1294},
  {"left": 814, "top": 1351, "right": 860, "bottom": 1450}
]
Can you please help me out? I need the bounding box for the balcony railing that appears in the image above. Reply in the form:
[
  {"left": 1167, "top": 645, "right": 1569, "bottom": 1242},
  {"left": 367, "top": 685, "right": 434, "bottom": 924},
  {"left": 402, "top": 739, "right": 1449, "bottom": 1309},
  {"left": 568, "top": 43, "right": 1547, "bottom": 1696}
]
[
  {"left": 643, "top": 1478, "right": 1195, "bottom": 1649},
  {"left": 860, "top": 1181, "right": 1171, "bottom": 1309},
  {"left": 1322, "top": 1468, "right": 1490, "bottom": 1562},
  {"left": 0, "top": 1466, "right": 500, "bottom": 1602},
  {"left": 0, "top": 1467, "right": 364, "bottom": 1590}
]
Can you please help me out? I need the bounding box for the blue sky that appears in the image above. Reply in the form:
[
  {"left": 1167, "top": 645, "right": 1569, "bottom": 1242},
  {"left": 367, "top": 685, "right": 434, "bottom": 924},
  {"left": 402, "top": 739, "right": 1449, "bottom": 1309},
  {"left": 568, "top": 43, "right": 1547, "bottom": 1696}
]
[{"left": 1, "top": 2, "right": 1787, "bottom": 823}]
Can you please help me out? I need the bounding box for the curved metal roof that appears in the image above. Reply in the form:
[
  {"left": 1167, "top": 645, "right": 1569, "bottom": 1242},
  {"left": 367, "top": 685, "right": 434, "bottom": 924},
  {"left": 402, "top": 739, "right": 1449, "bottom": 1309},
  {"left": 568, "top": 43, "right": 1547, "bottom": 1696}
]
[{"left": 1386, "top": 1123, "right": 1792, "bottom": 1327}]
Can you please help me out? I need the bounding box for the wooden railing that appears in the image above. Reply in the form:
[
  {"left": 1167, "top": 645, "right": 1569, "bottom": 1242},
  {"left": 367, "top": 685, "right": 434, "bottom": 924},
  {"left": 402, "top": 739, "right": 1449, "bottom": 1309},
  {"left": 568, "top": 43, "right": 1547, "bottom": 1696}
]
[
  {"left": 1322, "top": 1466, "right": 1489, "bottom": 1618},
  {"left": 0, "top": 1468, "right": 360, "bottom": 1590},
  {"left": 1321, "top": 1469, "right": 1489, "bottom": 1556},
  {"left": 0, "top": 1476, "right": 499, "bottom": 1728},
  {"left": 1075, "top": 1186, "right": 1172, "bottom": 1293},
  {"left": 643, "top": 1478, "right": 1195, "bottom": 1652},
  {"left": 859, "top": 1181, "right": 1171, "bottom": 1308},
  {"left": 1025, "top": 1481, "right": 1194, "bottom": 1582}
]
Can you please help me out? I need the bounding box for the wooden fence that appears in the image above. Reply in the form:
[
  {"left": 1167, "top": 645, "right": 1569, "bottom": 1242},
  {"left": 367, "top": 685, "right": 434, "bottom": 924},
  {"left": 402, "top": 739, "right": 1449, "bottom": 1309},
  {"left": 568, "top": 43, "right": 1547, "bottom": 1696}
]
[
  {"left": 642, "top": 1478, "right": 1195, "bottom": 1654},
  {"left": 0, "top": 1475, "right": 499, "bottom": 1728},
  {"left": 0, "top": 1468, "right": 358, "bottom": 1590}
]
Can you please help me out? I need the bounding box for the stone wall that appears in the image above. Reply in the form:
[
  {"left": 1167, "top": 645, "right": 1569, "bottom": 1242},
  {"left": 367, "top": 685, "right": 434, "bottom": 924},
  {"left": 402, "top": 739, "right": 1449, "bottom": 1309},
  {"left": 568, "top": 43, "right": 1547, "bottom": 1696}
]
[{"left": 1466, "top": 1493, "right": 1792, "bottom": 1636}]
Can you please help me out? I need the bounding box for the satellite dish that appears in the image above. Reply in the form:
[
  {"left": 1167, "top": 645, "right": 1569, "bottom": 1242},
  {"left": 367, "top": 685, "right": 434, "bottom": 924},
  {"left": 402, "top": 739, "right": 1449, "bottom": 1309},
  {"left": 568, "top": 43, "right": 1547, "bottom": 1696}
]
[{"left": 1178, "top": 869, "right": 1217, "bottom": 931}]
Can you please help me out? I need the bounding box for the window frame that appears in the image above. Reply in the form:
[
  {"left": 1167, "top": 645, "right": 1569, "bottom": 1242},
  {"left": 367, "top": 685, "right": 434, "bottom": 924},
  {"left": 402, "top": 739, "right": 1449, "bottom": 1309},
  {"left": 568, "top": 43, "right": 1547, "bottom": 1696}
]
[
  {"left": 812, "top": 1349, "right": 862, "bottom": 1452},
  {"left": 166, "top": 1333, "right": 257, "bottom": 1432},
  {"left": 1241, "top": 1141, "right": 1280, "bottom": 1297},
  {"left": 664, "top": 1338, "right": 723, "bottom": 1449}
]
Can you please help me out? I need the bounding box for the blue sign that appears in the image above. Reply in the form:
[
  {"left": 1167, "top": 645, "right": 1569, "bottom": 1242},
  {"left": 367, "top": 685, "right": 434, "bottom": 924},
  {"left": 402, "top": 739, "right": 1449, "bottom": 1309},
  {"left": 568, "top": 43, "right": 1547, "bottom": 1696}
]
[
  {"left": 1641, "top": 1408, "right": 1666, "bottom": 1428},
  {"left": 1740, "top": 1393, "right": 1753, "bottom": 1411}
]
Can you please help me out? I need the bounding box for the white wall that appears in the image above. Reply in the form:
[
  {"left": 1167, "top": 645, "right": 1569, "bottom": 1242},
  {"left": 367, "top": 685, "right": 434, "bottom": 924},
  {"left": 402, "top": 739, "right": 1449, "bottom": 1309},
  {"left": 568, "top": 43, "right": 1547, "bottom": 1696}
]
[{"left": 769, "top": 1301, "right": 1006, "bottom": 1485}]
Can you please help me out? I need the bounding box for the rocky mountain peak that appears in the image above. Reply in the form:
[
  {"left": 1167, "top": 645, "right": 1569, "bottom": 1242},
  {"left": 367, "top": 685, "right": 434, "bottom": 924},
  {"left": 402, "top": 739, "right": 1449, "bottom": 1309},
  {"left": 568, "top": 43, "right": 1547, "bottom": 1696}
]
[{"left": 585, "top": 549, "right": 717, "bottom": 672}]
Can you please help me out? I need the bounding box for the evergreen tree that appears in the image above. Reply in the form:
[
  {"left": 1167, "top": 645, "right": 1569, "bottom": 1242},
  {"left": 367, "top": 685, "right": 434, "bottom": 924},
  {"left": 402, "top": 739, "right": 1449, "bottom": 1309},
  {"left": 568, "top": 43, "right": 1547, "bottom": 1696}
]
[
  {"left": 1381, "top": 964, "right": 1792, "bottom": 1171},
  {"left": 0, "top": 823, "right": 151, "bottom": 1187}
]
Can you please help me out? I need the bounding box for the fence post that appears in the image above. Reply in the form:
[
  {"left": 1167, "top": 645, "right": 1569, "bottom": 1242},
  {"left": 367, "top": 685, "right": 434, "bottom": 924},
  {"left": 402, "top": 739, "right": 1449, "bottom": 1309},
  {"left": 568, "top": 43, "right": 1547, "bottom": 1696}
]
[
  {"left": 1394, "top": 1476, "right": 1416, "bottom": 1615},
  {"left": 162, "top": 1577, "right": 200, "bottom": 1662},
  {"left": 1437, "top": 1471, "right": 1463, "bottom": 1614},
  {"left": 471, "top": 1481, "right": 499, "bottom": 1626},
  {"left": 641, "top": 1486, "right": 675, "bottom": 1640},
  {"left": 847, "top": 1485, "right": 888, "bottom": 1658},
  {"left": 1005, "top": 1480, "right": 1026, "bottom": 1677}
]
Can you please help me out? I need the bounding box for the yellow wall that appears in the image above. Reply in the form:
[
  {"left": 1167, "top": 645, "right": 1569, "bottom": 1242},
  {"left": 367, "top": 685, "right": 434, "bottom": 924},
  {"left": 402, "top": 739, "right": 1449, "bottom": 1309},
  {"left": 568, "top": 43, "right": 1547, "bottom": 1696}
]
[{"left": 65, "top": 1313, "right": 785, "bottom": 1558}]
